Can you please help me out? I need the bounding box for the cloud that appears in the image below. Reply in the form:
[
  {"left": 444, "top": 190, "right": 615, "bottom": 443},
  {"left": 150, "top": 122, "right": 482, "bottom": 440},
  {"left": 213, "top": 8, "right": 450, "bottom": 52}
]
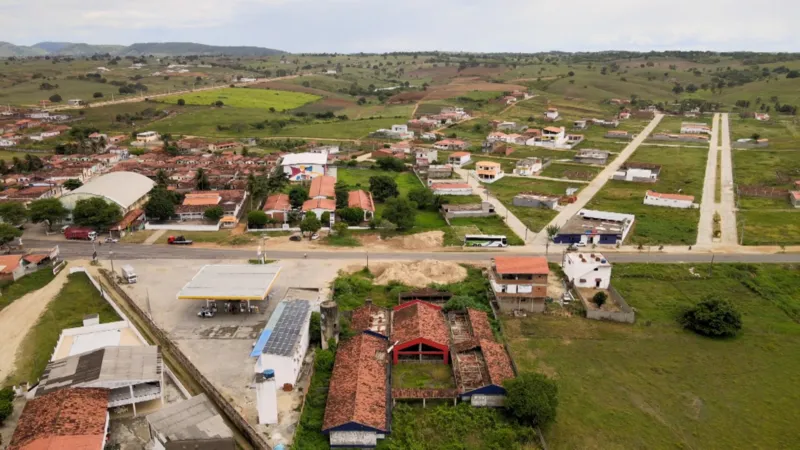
[{"left": 2, "top": 0, "right": 798, "bottom": 52}]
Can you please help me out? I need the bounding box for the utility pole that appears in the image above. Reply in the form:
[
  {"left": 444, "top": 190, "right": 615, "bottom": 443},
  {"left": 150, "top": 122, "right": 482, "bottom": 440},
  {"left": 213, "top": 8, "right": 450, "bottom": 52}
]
[{"left": 740, "top": 217, "right": 745, "bottom": 245}]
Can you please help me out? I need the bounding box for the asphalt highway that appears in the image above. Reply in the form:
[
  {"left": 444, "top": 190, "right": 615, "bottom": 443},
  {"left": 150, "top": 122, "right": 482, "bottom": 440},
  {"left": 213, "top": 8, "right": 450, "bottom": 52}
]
[{"left": 28, "top": 240, "right": 800, "bottom": 264}]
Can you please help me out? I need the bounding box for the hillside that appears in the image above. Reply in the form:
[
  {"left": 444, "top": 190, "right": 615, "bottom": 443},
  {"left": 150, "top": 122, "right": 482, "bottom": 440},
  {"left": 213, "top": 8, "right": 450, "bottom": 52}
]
[
  {"left": 33, "top": 42, "right": 125, "bottom": 56},
  {"left": 117, "top": 42, "right": 285, "bottom": 57},
  {"left": 0, "top": 42, "right": 47, "bottom": 57}
]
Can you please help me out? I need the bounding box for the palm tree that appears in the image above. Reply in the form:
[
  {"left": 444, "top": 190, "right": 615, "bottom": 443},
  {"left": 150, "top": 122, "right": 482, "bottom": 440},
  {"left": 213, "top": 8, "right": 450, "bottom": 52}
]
[
  {"left": 545, "top": 224, "right": 560, "bottom": 241},
  {"left": 195, "top": 168, "right": 210, "bottom": 191}
]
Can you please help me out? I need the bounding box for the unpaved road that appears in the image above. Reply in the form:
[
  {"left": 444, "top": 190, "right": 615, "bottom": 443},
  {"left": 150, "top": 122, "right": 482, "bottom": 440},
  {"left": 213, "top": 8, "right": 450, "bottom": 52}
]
[{"left": 0, "top": 265, "right": 71, "bottom": 382}]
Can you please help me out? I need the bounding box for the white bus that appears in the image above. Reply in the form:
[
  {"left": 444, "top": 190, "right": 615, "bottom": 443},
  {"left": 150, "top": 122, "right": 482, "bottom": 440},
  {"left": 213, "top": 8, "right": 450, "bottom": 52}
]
[{"left": 464, "top": 234, "right": 508, "bottom": 248}]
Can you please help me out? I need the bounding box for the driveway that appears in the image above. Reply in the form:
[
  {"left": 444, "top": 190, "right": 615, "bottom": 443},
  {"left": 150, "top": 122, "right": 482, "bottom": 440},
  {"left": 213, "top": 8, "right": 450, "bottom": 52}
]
[
  {"left": 718, "top": 113, "right": 738, "bottom": 244},
  {"left": 696, "top": 113, "right": 720, "bottom": 246},
  {"left": 531, "top": 114, "right": 664, "bottom": 245}
]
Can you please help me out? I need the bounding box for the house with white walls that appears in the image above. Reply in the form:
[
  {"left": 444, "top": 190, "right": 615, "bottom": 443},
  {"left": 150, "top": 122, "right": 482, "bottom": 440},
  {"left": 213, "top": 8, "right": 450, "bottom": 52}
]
[{"left": 562, "top": 252, "right": 612, "bottom": 289}]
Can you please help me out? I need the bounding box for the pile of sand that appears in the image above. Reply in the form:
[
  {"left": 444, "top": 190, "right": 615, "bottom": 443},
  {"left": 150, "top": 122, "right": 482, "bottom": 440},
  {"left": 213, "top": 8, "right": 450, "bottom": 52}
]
[
  {"left": 374, "top": 260, "right": 467, "bottom": 287},
  {"left": 399, "top": 231, "right": 444, "bottom": 250}
]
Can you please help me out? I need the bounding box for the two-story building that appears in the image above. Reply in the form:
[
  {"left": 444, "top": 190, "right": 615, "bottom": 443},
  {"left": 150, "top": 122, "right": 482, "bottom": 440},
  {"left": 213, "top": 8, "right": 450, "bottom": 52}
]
[
  {"left": 475, "top": 161, "right": 504, "bottom": 183},
  {"left": 489, "top": 256, "right": 550, "bottom": 313},
  {"left": 563, "top": 252, "right": 612, "bottom": 289}
]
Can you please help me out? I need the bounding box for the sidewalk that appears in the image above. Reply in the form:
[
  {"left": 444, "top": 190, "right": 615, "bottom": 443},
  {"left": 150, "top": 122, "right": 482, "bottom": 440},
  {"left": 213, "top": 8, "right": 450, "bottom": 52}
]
[
  {"left": 143, "top": 229, "right": 166, "bottom": 245},
  {"left": 696, "top": 113, "right": 719, "bottom": 246}
]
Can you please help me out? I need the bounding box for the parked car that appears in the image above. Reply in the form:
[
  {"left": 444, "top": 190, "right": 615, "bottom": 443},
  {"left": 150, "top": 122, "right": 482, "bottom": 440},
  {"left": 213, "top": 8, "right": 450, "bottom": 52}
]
[
  {"left": 105, "top": 237, "right": 119, "bottom": 243},
  {"left": 289, "top": 233, "right": 302, "bottom": 242},
  {"left": 310, "top": 233, "right": 320, "bottom": 240},
  {"left": 167, "top": 235, "right": 193, "bottom": 245}
]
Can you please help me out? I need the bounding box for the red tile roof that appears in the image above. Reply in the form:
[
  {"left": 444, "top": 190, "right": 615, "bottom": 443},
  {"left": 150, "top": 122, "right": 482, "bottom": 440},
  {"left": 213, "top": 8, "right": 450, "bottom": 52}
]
[
  {"left": 111, "top": 208, "right": 144, "bottom": 231},
  {"left": 791, "top": 191, "right": 800, "bottom": 201},
  {"left": 494, "top": 256, "right": 549, "bottom": 275},
  {"left": 449, "top": 151, "right": 470, "bottom": 157},
  {"left": 646, "top": 190, "right": 695, "bottom": 202},
  {"left": 480, "top": 339, "right": 515, "bottom": 387},
  {"left": 0, "top": 255, "right": 23, "bottom": 274},
  {"left": 350, "top": 303, "right": 389, "bottom": 336},
  {"left": 467, "top": 308, "right": 494, "bottom": 341},
  {"left": 309, "top": 175, "right": 336, "bottom": 198},
  {"left": 263, "top": 193, "right": 290, "bottom": 211},
  {"left": 302, "top": 198, "right": 336, "bottom": 211},
  {"left": 348, "top": 190, "right": 374, "bottom": 212},
  {"left": 8, "top": 388, "right": 109, "bottom": 450},
  {"left": 23, "top": 254, "right": 48, "bottom": 265},
  {"left": 391, "top": 300, "right": 449, "bottom": 347},
  {"left": 322, "top": 333, "right": 388, "bottom": 432}
]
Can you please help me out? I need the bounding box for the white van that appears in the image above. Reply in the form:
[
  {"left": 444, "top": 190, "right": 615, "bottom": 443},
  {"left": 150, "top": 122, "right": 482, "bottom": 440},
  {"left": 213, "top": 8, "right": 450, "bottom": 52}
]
[{"left": 121, "top": 265, "right": 137, "bottom": 284}]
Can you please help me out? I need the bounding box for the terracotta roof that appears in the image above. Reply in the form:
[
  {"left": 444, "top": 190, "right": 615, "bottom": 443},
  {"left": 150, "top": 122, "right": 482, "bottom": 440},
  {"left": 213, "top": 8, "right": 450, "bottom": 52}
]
[
  {"left": 431, "top": 183, "right": 471, "bottom": 190},
  {"left": 543, "top": 126, "right": 563, "bottom": 133},
  {"left": 309, "top": 175, "right": 336, "bottom": 198},
  {"left": 111, "top": 208, "right": 144, "bottom": 231},
  {"left": 348, "top": 190, "right": 374, "bottom": 212},
  {"left": 391, "top": 300, "right": 449, "bottom": 347},
  {"left": 183, "top": 192, "right": 221, "bottom": 206},
  {"left": 494, "top": 256, "right": 549, "bottom": 275},
  {"left": 0, "top": 255, "right": 23, "bottom": 274},
  {"left": 350, "top": 303, "right": 389, "bottom": 336},
  {"left": 791, "top": 191, "right": 800, "bottom": 200},
  {"left": 476, "top": 161, "right": 501, "bottom": 168},
  {"left": 7, "top": 388, "right": 109, "bottom": 450},
  {"left": 646, "top": 190, "right": 695, "bottom": 202},
  {"left": 322, "top": 333, "right": 388, "bottom": 432},
  {"left": 479, "top": 339, "right": 515, "bottom": 387},
  {"left": 263, "top": 193, "right": 290, "bottom": 211},
  {"left": 449, "top": 151, "right": 470, "bottom": 157},
  {"left": 467, "top": 308, "right": 494, "bottom": 341},
  {"left": 23, "top": 254, "right": 48, "bottom": 265},
  {"left": 302, "top": 198, "right": 336, "bottom": 211}
]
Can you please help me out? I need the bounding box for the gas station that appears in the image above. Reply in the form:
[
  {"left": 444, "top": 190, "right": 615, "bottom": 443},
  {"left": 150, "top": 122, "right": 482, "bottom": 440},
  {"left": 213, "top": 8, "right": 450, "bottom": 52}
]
[{"left": 176, "top": 264, "right": 282, "bottom": 317}]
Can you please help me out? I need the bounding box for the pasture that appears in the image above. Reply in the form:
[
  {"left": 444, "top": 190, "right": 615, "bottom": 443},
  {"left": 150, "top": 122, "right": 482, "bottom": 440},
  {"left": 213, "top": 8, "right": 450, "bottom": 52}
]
[{"left": 157, "top": 87, "right": 319, "bottom": 111}]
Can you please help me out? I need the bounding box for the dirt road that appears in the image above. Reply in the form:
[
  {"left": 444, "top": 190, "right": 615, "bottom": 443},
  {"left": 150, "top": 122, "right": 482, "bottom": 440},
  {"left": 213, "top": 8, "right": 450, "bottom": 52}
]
[{"left": 0, "top": 265, "right": 71, "bottom": 382}]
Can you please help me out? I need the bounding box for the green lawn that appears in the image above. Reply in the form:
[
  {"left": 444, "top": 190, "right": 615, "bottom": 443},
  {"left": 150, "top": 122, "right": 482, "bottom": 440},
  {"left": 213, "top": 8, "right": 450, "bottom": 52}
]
[
  {"left": 276, "top": 117, "right": 403, "bottom": 139},
  {"left": 0, "top": 270, "right": 56, "bottom": 313},
  {"left": 488, "top": 177, "right": 584, "bottom": 232},
  {"left": 449, "top": 216, "right": 524, "bottom": 245},
  {"left": 540, "top": 163, "right": 602, "bottom": 181},
  {"left": 729, "top": 116, "right": 800, "bottom": 150},
  {"left": 586, "top": 146, "right": 708, "bottom": 245},
  {"left": 154, "top": 230, "right": 254, "bottom": 246},
  {"left": 7, "top": 272, "right": 121, "bottom": 385},
  {"left": 392, "top": 363, "right": 455, "bottom": 389},
  {"left": 504, "top": 263, "right": 800, "bottom": 450},
  {"left": 738, "top": 210, "right": 800, "bottom": 246},
  {"left": 440, "top": 194, "right": 483, "bottom": 205},
  {"left": 733, "top": 149, "right": 800, "bottom": 210},
  {"left": 157, "top": 87, "right": 319, "bottom": 111}
]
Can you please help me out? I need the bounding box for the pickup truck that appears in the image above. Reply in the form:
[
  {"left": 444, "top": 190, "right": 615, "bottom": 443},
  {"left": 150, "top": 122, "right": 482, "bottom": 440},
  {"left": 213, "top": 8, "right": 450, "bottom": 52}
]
[{"left": 167, "top": 235, "right": 193, "bottom": 245}]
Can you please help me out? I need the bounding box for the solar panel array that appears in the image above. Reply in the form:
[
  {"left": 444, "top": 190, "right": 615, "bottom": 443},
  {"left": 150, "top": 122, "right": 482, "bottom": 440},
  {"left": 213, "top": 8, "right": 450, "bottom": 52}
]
[{"left": 263, "top": 300, "right": 311, "bottom": 357}]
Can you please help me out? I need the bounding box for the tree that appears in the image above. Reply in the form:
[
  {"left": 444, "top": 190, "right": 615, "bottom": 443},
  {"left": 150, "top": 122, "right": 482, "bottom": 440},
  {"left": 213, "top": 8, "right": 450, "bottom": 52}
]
[
  {"left": 289, "top": 186, "right": 308, "bottom": 209},
  {"left": 0, "top": 201, "right": 28, "bottom": 226},
  {"left": 503, "top": 373, "right": 559, "bottom": 427},
  {"left": 593, "top": 291, "right": 608, "bottom": 307},
  {"left": 408, "top": 186, "right": 435, "bottom": 210},
  {"left": 72, "top": 197, "right": 122, "bottom": 230},
  {"left": 320, "top": 211, "right": 331, "bottom": 225},
  {"left": 144, "top": 188, "right": 175, "bottom": 221},
  {"left": 63, "top": 178, "right": 83, "bottom": 190},
  {"left": 680, "top": 297, "right": 742, "bottom": 338},
  {"left": 369, "top": 175, "right": 399, "bottom": 202},
  {"left": 28, "top": 198, "right": 68, "bottom": 231},
  {"left": 545, "top": 224, "right": 560, "bottom": 241},
  {"left": 376, "top": 157, "right": 406, "bottom": 172},
  {"left": 334, "top": 181, "right": 349, "bottom": 210},
  {"left": 177, "top": 98, "right": 186, "bottom": 106},
  {"left": 247, "top": 210, "right": 269, "bottom": 228},
  {"left": 49, "top": 93, "right": 62, "bottom": 103},
  {"left": 195, "top": 168, "right": 210, "bottom": 190},
  {"left": 336, "top": 207, "right": 365, "bottom": 225},
  {"left": 155, "top": 169, "right": 170, "bottom": 187},
  {"left": 266, "top": 166, "right": 289, "bottom": 193},
  {"left": 381, "top": 197, "right": 416, "bottom": 231},
  {"left": 300, "top": 212, "right": 322, "bottom": 238},
  {"left": 568, "top": 71, "right": 575, "bottom": 76},
  {"left": 786, "top": 70, "right": 800, "bottom": 79},
  {"left": 93, "top": 92, "right": 103, "bottom": 98},
  {"left": 686, "top": 84, "right": 698, "bottom": 93},
  {"left": 0, "top": 223, "right": 23, "bottom": 247},
  {"left": 204, "top": 206, "right": 224, "bottom": 221},
  {"left": 332, "top": 221, "right": 349, "bottom": 236},
  {"left": 0, "top": 387, "right": 13, "bottom": 425}
]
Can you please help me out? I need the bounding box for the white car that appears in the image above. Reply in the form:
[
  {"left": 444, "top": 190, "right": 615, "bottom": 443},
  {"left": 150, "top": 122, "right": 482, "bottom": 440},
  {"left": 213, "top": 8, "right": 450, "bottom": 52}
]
[{"left": 311, "top": 233, "right": 320, "bottom": 240}]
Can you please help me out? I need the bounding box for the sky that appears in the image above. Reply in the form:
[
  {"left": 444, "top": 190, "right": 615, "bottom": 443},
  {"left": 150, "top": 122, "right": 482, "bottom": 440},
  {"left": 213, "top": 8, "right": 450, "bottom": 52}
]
[{"left": 2, "top": 0, "right": 799, "bottom": 53}]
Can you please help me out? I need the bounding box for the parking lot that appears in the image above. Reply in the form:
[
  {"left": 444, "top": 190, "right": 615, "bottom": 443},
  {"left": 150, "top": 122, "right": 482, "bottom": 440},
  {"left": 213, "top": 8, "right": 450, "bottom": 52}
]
[{"left": 95, "top": 257, "right": 351, "bottom": 431}]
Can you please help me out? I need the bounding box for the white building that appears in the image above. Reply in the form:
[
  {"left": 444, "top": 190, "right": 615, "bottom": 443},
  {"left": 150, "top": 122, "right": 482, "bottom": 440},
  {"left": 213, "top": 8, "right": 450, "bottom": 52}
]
[
  {"left": 430, "top": 182, "right": 473, "bottom": 196},
  {"left": 563, "top": 252, "right": 612, "bottom": 289},
  {"left": 415, "top": 148, "right": 438, "bottom": 167},
  {"left": 136, "top": 131, "right": 160, "bottom": 143},
  {"left": 680, "top": 122, "right": 712, "bottom": 135},
  {"left": 545, "top": 108, "right": 560, "bottom": 120},
  {"left": 390, "top": 124, "right": 414, "bottom": 139},
  {"left": 475, "top": 161, "right": 504, "bottom": 183},
  {"left": 754, "top": 113, "right": 770, "bottom": 121},
  {"left": 147, "top": 394, "right": 235, "bottom": 450},
  {"left": 497, "top": 121, "right": 517, "bottom": 130},
  {"left": 643, "top": 190, "right": 696, "bottom": 209},
  {"left": 60, "top": 171, "right": 155, "bottom": 214},
  {"left": 513, "top": 158, "right": 543, "bottom": 176},
  {"left": 447, "top": 151, "right": 471, "bottom": 166},
  {"left": 254, "top": 300, "right": 312, "bottom": 388},
  {"left": 280, "top": 151, "right": 329, "bottom": 181},
  {"left": 612, "top": 163, "right": 661, "bottom": 183}
]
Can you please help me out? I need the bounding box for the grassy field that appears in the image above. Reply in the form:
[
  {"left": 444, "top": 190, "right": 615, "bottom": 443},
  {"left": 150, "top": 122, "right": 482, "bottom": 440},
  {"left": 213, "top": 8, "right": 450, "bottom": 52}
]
[
  {"left": 449, "top": 216, "right": 524, "bottom": 245},
  {"left": 7, "top": 272, "right": 121, "bottom": 385},
  {"left": 729, "top": 116, "right": 800, "bottom": 149},
  {"left": 157, "top": 87, "right": 319, "bottom": 111},
  {"left": 154, "top": 230, "right": 254, "bottom": 246},
  {"left": 654, "top": 114, "right": 712, "bottom": 134},
  {"left": 539, "top": 163, "right": 602, "bottom": 180},
  {"left": 120, "top": 230, "right": 156, "bottom": 244},
  {"left": 0, "top": 270, "right": 56, "bottom": 313},
  {"left": 586, "top": 146, "right": 708, "bottom": 245},
  {"left": 738, "top": 210, "right": 800, "bottom": 246},
  {"left": 488, "top": 177, "right": 584, "bottom": 232},
  {"left": 504, "top": 263, "right": 800, "bottom": 450},
  {"left": 392, "top": 363, "right": 455, "bottom": 389},
  {"left": 732, "top": 149, "right": 800, "bottom": 210}
]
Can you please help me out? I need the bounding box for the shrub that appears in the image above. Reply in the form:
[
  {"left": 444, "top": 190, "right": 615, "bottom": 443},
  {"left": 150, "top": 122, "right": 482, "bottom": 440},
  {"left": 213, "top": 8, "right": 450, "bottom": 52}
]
[
  {"left": 177, "top": 98, "right": 185, "bottom": 106},
  {"left": 309, "top": 311, "right": 321, "bottom": 346},
  {"left": 593, "top": 291, "right": 608, "bottom": 307},
  {"left": 680, "top": 297, "right": 742, "bottom": 338},
  {"left": 320, "top": 211, "right": 331, "bottom": 225},
  {"left": 203, "top": 206, "right": 224, "bottom": 222},
  {"left": 247, "top": 210, "right": 269, "bottom": 228},
  {"left": 336, "top": 207, "right": 364, "bottom": 226},
  {"left": 504, "top": 373, "right": 559, "bottom": 427}
]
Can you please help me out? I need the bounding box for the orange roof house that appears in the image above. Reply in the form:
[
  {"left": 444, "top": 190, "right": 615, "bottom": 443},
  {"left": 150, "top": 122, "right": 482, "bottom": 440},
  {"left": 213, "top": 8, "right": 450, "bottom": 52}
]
[
  {"left": 348, "top": 190, "right": 375, "bottom": 212},
  {"left": 493, "top": 256, "right": 550, "bottom": 275},
  {"left": 391, "top": 300, "right": 449, "bottom": 364},
  {"left": 309, "top": 175, "right": 335, "bottom": 199}
]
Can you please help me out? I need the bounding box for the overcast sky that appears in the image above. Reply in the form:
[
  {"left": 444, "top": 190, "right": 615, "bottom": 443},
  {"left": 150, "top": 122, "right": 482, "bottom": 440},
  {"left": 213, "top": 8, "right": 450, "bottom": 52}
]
[{"left": 3, "top": 0, "right": 798, "bottom": 53}]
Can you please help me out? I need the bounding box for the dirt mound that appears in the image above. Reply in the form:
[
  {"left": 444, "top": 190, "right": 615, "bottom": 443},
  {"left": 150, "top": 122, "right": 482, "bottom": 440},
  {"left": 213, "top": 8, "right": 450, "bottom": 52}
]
[
  {"left": 399, "top": 231, "right": 444, "bottom": 250},
  {"left": 374, "top": 260, "right": 467, "bottom": 287}
]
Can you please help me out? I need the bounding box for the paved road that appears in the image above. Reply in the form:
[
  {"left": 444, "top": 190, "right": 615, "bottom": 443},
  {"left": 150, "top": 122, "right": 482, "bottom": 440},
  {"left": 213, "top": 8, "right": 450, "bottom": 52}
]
[
  {"left": 30, "top": 240, "right": 800, "bottom": 264},
  {"left": 718, "top": 113, "right": 738, "bottom": 244},
  {"left": 531, "top": 114, "right": 665, "bottom": 245},
  {"left": 697, "top": 113, "right": 720, "bottom": 246}
]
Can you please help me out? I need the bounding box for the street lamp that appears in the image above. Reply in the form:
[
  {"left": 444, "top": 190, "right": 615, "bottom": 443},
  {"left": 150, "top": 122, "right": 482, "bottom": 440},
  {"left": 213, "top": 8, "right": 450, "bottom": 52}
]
[{"left": 109, "top": 251, "right": 115, "bottom": 275}]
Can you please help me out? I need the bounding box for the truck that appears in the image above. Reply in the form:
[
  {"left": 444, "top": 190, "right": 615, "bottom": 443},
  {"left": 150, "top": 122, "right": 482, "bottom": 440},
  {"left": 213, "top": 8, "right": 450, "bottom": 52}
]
[
  {"left": 64, "top": 226, "right": 97, "bottom": 241},
  {"left": 167, "top": 235, "right": 193, "bottom": 245},
  {"left": 121, "top": 265, "right": 137, "bottom": 284}
]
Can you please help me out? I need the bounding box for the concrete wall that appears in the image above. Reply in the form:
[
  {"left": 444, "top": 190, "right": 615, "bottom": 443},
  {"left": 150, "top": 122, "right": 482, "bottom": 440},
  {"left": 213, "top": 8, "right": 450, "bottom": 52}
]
[
  {"left": 577, "top": 286, "right": 635, "bottom": 324},
  {"left": 145, "top": 222, "right": 221, "bottom": 232},
  {"left": 732, "top": 141, "right": 769, "bottom": 149}
]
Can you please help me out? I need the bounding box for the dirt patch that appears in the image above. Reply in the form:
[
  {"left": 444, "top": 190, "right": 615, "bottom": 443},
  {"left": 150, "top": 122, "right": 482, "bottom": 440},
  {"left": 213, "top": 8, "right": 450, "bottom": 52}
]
[
  {"left": 397, "top": 231, "right": 444, "bottom": 250},
  {"left": 250, "top": 81, "right": 332, "bottom": 97},
  {"left": 423, "top": 80, "right": 527, "bottom": 100},
  {"left": 579, "top": 288, "right": 621, "bottom": 312},
  {"left": 408, "top": 67, "right": 507, "bottom": 82},
  {"left": 373, "top": 260, "right": 467, "bottom": 287},
  {"left": 388, "top": 91, "right": 427, "bottom": 104}
]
